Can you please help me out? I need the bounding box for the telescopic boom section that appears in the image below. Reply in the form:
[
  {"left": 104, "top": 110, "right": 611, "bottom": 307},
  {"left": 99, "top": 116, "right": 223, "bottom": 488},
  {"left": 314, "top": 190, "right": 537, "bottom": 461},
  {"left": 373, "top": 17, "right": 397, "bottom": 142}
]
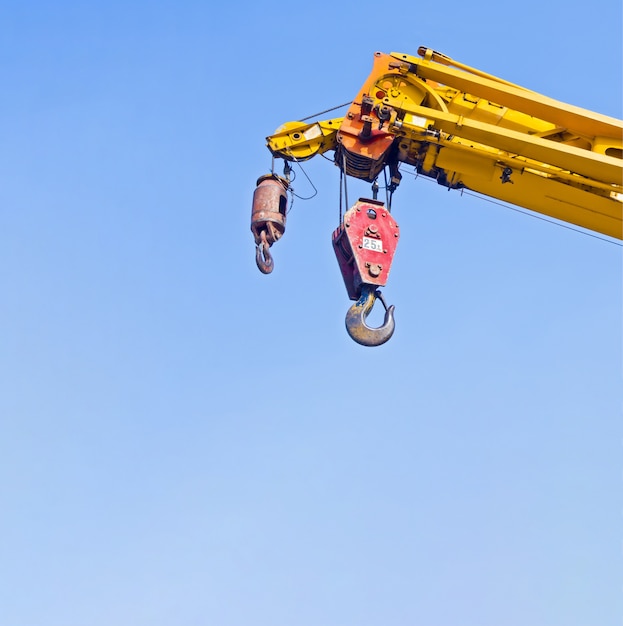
[{"left": 266, "top": 48, "right": 623, "bottom": 239}]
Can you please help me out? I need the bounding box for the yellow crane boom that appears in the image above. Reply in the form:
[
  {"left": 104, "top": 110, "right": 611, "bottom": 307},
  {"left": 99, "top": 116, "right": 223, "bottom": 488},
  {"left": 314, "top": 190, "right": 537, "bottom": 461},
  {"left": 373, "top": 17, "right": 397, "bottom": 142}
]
[
  {"left": 266, "top": 47, "right": 622, "bottom": 239},
  {"left": 251, "top": 46, "right": 622, "bottom": 345}
]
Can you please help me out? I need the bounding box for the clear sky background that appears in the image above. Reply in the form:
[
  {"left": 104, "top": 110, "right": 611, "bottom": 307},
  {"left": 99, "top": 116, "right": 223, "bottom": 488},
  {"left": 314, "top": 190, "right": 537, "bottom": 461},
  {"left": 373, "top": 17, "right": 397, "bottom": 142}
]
[{"left": 0, "top": 2, "right": 621, "bottom": 625}]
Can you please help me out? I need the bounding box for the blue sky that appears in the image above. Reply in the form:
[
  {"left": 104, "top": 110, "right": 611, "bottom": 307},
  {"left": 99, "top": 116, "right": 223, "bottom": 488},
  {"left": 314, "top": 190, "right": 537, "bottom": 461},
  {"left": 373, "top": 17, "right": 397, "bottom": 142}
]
[{"left": 0, "top": 2, "right": 621, "bottom": 625}]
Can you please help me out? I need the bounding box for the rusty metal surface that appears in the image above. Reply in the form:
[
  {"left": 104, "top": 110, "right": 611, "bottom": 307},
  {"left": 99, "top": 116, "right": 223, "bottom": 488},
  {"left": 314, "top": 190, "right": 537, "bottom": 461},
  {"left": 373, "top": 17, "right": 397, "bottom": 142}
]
[
  {"left": 251, "top": 174, "right": 290, "bottom": 273},
  {"left": 255, "top": 230, "right": 273, "bottom": 274},
  {"left": 250, "top": 174, "right": 289, "bottom": 246}
]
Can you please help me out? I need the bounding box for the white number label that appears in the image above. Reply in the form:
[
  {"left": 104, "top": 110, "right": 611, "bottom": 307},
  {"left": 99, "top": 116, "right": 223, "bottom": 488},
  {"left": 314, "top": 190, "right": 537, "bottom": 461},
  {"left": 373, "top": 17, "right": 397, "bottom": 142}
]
[{"left": 362, "top": 236, "right": 383, "bottom": 252}]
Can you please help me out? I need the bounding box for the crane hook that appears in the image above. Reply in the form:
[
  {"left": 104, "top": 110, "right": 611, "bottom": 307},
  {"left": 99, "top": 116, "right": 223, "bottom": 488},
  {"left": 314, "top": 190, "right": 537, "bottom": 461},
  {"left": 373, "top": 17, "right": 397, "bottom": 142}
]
[
  {"left": 255, "top": 231, "right": 274, "bottom": 274},
  {"left": 345, "top": 284, "right": 395, "bottom": 347}
]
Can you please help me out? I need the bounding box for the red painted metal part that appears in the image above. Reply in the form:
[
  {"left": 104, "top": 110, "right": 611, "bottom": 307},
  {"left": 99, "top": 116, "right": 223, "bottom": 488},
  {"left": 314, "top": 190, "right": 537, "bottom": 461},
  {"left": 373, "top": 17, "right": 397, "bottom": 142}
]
[{"left": 332, "top": 198, "right": 400, "bottom": 300}]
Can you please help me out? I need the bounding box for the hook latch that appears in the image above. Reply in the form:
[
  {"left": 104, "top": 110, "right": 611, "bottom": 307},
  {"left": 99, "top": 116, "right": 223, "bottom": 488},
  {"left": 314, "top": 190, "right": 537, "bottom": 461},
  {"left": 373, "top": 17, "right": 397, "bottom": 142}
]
[{"left": 345, "top": 284, "right": 395, "bottom": 347}]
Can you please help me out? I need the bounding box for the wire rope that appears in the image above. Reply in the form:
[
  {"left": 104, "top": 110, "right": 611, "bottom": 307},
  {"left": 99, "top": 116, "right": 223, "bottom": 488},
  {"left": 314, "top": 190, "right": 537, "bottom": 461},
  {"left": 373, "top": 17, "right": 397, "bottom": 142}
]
[{"left": 299, "top": 102, "right": 351, "bottom": 122}]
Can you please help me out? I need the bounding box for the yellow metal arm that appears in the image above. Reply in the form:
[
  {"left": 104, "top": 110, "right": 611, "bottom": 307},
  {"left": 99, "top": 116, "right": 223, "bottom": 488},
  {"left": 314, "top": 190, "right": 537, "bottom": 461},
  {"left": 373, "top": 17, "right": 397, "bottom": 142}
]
[
  {"left": 404, "top": 47, "right": 622, "bottom": 141},
  {"left": 264, "top": 47, "right": 623, "bottom": 239},
  {"left": 381, "top": 49, "right": 623, "bottom": 239}
]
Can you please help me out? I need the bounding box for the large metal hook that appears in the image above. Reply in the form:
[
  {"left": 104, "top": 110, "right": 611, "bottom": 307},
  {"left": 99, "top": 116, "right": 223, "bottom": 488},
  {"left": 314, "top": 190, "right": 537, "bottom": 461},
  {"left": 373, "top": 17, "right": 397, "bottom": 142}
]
[
  {"left": 345, "top": 284, "right": 395, "bottom": 347},
  {"left": 255, "top": 241, "right": 273, "bottom": 274},
  {"left": 255, "top": 231, "right": 274, "bottom": 274}
]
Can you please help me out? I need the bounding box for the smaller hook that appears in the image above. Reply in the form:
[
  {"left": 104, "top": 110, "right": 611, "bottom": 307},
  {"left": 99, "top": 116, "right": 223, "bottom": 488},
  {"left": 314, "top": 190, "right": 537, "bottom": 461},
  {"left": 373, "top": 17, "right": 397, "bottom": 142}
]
[
  {"left": 345, "top": 284, "right": 395, "bottom": 347},
  {"left": 255, "top": 240, "right": 273, "bottom": 274}
]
